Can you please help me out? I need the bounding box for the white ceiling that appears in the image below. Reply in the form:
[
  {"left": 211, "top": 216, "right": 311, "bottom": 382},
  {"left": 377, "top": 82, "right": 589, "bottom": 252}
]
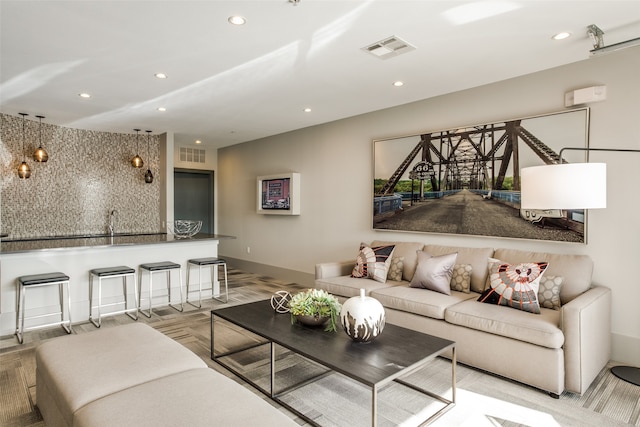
[{"left": 1, "top": 0, "right": 639, "bottom": 149}]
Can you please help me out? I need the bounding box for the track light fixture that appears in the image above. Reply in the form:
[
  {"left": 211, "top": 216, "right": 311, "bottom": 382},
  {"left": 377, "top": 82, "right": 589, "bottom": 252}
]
[
  {"left": 588, "top": 24, "right": 640, "bottom": 56},
  {"left": 587, "top": 24, "right": 605, "bottom": 49}
]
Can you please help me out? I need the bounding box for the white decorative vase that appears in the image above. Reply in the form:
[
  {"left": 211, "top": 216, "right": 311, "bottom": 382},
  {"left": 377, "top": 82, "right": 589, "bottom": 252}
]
[{"left": 340, "top": 289, "right": 385, "bottom": 342}]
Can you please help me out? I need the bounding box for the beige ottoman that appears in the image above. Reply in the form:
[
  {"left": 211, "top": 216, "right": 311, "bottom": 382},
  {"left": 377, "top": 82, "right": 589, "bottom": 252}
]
[
  {"left": 74, "top": 368, "right": 298, "bottom": 427},
  {"left": 36, "top": 323, "right": 206, "bottom": 427}
]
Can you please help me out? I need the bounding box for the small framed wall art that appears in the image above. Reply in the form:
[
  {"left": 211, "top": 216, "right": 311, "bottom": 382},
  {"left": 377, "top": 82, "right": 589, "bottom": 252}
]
[{"left": 257, "top": 173, "right": 300, "bottom": 215}]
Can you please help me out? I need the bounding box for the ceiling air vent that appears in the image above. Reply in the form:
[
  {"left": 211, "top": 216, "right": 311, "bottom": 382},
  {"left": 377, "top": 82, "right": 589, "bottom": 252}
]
[
  {"left": 179, "top": 147, "right": 205, "bottom": 164},
  {"left": 362, "top": 36, "right": 416, "bottom": 60}
]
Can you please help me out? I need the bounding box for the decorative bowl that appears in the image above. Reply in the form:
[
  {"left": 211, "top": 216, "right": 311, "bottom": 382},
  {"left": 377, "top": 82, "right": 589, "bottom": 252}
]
[
  {"left": 294, "top": 314, "right": 330, "bottom": 328},
  {"left": 167, "top": 220, "right": 202, "bottom": 238}
]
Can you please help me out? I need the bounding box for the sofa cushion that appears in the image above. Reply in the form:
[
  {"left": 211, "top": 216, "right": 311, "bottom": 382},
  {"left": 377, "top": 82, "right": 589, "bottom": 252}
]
[
  {"left": 409, "top": 251, "right": 457, "bottom": 295},
  {"left": 371, "top": 240, "right": 424, "bottom": 281},
  {"left": 478, "top": 261, "right": 548, "bottom": 314},
  {"left": 493, "top": 248, "right": 593, "bottom": 304},
  {"left": 315, "top": 275, "right": 402, "bottom": 297},
  {"left": 451, "top": 264, "right": 472, "bottom": 293},
  {"left": 445, "top": 299, "right": 564, "bottom": 349},
  {"left": 423, "top": 245, "right": 494, "bottom": 293},
  {"left": 371, "top": 285, "right": 476, "bottom": 320}
]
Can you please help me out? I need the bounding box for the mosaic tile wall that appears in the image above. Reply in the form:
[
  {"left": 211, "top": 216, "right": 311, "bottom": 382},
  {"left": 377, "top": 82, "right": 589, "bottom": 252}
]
[{"left": 0, "top": 113, "right": 161, "bottom": 239}]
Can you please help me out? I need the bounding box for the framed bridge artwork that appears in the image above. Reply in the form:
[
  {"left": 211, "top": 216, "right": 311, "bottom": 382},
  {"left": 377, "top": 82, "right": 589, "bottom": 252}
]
[{"left": 372, "top": 108, "right": 590, "bottom": 243}]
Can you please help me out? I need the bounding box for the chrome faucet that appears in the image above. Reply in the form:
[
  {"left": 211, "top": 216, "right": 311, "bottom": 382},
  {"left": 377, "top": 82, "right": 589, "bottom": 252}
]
[{"left": 108, "top": 209, "right": 117, "bottom": 236}]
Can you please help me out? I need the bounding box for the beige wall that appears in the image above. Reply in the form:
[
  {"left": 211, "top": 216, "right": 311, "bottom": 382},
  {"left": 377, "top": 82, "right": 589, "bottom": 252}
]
[{"left": 218, "top": 46, "right": 640, "bottom": 365}]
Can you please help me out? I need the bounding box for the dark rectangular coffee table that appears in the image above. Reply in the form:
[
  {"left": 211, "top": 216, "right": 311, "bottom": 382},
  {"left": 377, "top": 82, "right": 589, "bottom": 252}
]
[{"left": 211, "top": 300, "right": 455, "bottom": 426}]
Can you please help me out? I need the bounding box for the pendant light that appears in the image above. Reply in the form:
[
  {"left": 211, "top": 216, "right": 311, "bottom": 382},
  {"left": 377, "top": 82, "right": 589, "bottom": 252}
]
[
  {"left": 131, "top": 129, "right": 144, "bottom": 168},
  {"left": 33, "top": 115, "right": 49, "bottom": 162},
  {"left": 144, "top": 130, "right": 154, "bottom": 184},
  {"left": 17, "top": 113, "right": 31, "bottom": 179}
]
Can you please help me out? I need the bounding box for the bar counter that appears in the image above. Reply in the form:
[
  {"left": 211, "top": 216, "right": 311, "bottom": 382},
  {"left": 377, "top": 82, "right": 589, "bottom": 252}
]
[
  {"left": 1, "top": 233, "right": 234, "bottom": 254},
  {"left": 0, "top": 233, "right": 235, "bottom": 338}
]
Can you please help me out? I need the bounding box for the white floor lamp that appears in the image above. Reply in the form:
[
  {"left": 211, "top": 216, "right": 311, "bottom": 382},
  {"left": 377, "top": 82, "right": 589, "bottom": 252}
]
[{"left": 521, "top": 146, "right": 640, "bottom": 387}]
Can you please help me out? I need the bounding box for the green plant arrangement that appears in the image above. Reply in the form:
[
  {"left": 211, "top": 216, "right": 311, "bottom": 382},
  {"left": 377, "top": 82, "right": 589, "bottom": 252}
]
[{"left": 289, "top": 289, "right": 342, "bottom": 332}]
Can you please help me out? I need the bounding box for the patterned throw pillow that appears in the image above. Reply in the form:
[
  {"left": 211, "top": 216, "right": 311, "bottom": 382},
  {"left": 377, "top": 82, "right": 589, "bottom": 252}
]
[
  {"left": 387, "top": 256, "right": 404, "bottom": 281},
  {"left": 483, "top": 257, "right": 501, "bottom": 291},
  {"left": 409, "top": 251, "right": 458, "bottom": 295},
  {"left": 351, "top": 244, "right": 395, "bottom": 283},
  {"left": 538, "top": 275, "right": 563, "bottom": 310},
  {"left": 478, "top": 261, "right": 548, "bottom": 314},
  {"left": 351, "top": 246, "right": 376, "bottom": 278},
  {"left": 450, "top": 264, "right": 472, "bottom": 293}
]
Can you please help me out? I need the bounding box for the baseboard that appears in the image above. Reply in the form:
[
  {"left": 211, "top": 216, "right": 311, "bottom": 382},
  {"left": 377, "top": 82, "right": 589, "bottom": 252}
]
[
  {"left": 611, "top": 332, "right": 640, "bottom": 366},
  {"left": 221, "top": 256, "right": 315, "bottom": 288}
]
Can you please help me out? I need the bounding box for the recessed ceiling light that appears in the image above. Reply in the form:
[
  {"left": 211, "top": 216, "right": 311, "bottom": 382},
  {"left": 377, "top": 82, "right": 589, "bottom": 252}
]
[
  {"left": 155, "top": 73, "right": 168, "bottom": 79},
  {"left": 552, "top": 32, "right": 572, "bottom": 40},
  {"left": 79, "top": 93, "right": 91, "bottom": 98},
  {"left": 195, "top": 140, "right": 202, "bottom": 144},
  {"left": 157, "top": 107, "right": 166, "bottom": 112},
  {"left": 228, "top": 16, "right": 246, "bottom": 25},
  {"left": 303, "top": 108, "right": 312, "bottom": 113},
  {"left": 393, "top": 81, "right": 404, "bottom": 87}
]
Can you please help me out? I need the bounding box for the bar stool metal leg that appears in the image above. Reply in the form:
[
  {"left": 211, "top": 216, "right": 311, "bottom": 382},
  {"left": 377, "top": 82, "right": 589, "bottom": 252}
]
[
  {"left": 218, "top": 261, "right": 229, "bottom": 304},
  {"left": 167, "top": 268, "right": 184, "bottom": 313}
]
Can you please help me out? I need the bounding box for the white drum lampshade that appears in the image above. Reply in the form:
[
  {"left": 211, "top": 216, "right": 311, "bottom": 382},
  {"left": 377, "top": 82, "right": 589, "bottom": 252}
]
[{"left": 520, "top": 163, "right": 607, "bottom": 210}]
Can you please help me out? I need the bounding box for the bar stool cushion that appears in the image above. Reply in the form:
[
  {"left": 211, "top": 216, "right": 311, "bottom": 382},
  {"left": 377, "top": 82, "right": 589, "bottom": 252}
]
[
  {"left": 90, "top": 266, "right": 136, "bottom": 277},
  {"left": 140, "top": 261, "right": 181, "bottom": 271},
  {"left": 18, "top": 272, "right": 69, "bottom": 286},
  {"left": 36, "top": 323, "right": 206, "bottom": 427},
  {"left": 188, "top": 257, "right": 226, "bottom": 266}
]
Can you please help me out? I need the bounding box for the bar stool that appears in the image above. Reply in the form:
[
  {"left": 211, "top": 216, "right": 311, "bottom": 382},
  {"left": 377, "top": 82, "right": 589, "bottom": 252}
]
[
  {"left": 186, "top": 257, "right": 229, "bottom": 308},
  {"left": 15, "top": 272, "right": 73, "bottom": 344},
  {"left": 89, "top": 266, "right": 138, "bottom": 328},
  {"left": 138, "top": 261, "right": 184, "bottom": 318}
]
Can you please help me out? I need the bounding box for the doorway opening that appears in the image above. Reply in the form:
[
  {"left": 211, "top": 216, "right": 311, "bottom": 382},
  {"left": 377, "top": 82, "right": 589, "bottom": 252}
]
[{"left": 174, "top": 169, "right": 214, "bottom": 234}]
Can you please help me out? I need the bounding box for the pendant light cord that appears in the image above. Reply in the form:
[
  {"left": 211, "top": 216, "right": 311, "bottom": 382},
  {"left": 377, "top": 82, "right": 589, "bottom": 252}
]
[{"left": 20, "top": 113, "right": 27, "bottom": 161}]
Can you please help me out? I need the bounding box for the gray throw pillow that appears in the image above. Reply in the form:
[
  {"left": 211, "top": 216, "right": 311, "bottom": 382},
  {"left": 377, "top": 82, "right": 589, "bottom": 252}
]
[{"left": 409, "top": 251, "right": 458, "bottom": 295}]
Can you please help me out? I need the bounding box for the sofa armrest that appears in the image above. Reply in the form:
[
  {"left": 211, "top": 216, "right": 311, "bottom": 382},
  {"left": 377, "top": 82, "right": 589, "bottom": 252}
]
[
  {"left": 561, "top": 285, "right": 611, "bottom": 395},
  {"left": 315, "top": 261, "right": 353, "bottom": 279}
]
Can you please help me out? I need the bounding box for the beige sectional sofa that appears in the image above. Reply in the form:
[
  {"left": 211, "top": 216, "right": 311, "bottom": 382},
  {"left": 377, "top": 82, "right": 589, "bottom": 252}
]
[
  {"left": 36, "top": 323, "right": 297, "bottom": 427},
  {"left": 315, "top": 240, "right": 611, "bottom": 397}
]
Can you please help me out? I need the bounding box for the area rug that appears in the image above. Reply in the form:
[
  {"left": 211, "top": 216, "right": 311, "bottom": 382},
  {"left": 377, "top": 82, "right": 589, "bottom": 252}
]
[{"left": 215, "top": 337, "right": 640, "bottom": 427}]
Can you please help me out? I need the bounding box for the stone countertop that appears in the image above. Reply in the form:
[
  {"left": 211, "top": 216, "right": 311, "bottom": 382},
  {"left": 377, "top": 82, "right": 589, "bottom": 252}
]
[{"left": 0, "top": 233, "right": 235, "bottom": 254}]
